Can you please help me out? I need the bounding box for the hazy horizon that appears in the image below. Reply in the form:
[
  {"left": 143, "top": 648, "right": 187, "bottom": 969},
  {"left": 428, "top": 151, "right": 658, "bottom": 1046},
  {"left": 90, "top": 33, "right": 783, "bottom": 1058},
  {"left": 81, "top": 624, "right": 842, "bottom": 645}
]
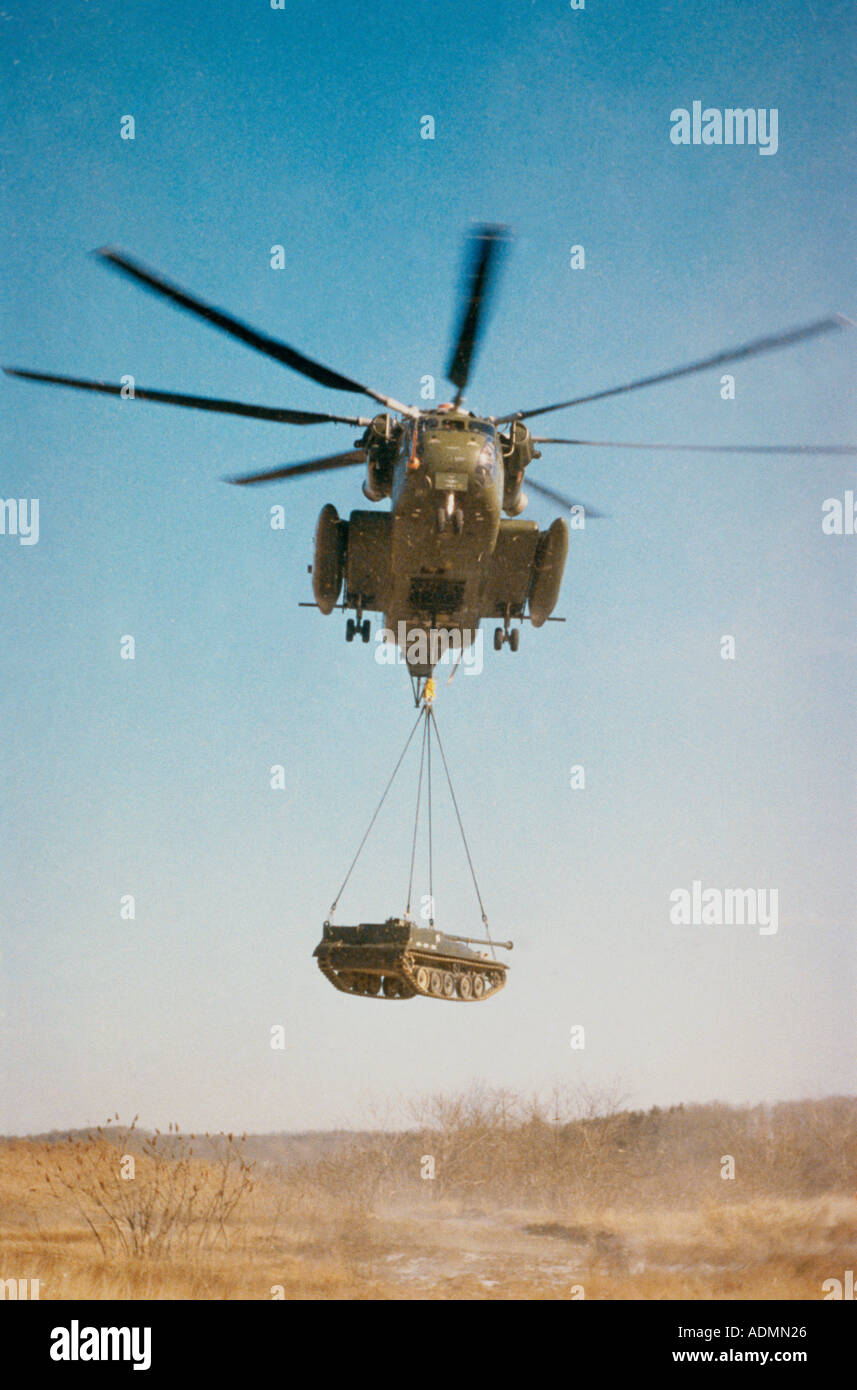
[{"left": 4, "top": 1088, "right": 857, "bottom": 1143}]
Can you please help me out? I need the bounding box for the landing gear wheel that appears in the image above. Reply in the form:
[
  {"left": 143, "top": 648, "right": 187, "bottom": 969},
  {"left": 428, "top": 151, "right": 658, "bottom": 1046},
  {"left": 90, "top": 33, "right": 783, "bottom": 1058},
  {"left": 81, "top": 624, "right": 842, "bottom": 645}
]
[
  {"left": 415, "top": 966, "right": 429, "bottom": 992},
  {"left": 509, "top": 627, "right": 520, "bottom": 652},
  {"left": 452, "top": 507, "right": 464, "bottom": 535},
  {"left": 458, "top": 974, "right": 473, "bottom": 1000},
  {"left": 442, "top": 972, "right": 455, "bottom": 998},
  {"left": 494, "top": 627, "right": 504, "bottom": 652},
  {"left": 360, "top": 619, "right": 371, "bottom": 643},
  {"left": 436, "top": 507, "right": 447, "bottom": 534},
  {"left": 429, "top": 969, "right": 444, "bottom": 996},
  {"left": 345, "top": 618, "right": 356, "bottom": 642},
  {"left": 472, "top": 975, "right": 485, "bottom": 999}
]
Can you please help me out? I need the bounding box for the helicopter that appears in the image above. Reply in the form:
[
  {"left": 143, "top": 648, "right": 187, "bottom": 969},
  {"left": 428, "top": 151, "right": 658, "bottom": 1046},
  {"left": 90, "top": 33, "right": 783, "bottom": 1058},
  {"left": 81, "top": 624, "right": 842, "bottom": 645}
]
[{"left": 5, "top": 227, "right": 855, "bottom": 683}]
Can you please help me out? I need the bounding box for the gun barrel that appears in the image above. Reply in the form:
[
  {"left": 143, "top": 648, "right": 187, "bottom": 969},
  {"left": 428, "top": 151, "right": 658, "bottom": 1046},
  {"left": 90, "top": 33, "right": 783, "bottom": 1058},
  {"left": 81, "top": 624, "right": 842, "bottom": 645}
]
[{"left": 444, "top": 933, "right": 513, "bottom": 951}]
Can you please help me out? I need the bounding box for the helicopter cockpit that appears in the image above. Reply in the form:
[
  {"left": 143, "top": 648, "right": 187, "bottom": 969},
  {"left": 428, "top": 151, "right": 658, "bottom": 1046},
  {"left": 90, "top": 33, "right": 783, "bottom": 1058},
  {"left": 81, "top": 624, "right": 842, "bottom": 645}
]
[
  {"left": 417, "top": 414, "right": 496, "bottom": 440},
  {"left": 409, "top": 413, "right": 499, "bottom": 489}
]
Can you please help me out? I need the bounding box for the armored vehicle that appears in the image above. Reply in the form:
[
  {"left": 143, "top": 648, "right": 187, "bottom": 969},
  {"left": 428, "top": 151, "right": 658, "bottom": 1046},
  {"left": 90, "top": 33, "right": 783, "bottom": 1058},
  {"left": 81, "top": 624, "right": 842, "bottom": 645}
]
[{"left": 313, "top": 917, "right": 510, "bottom": 1002}]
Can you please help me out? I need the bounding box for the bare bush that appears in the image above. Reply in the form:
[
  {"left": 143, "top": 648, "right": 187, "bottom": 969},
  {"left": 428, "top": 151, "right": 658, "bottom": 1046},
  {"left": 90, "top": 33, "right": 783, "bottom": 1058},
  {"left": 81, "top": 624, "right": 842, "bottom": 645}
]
[{"left": 35, "top": 1116, "right": 255, "bottom": 1258}]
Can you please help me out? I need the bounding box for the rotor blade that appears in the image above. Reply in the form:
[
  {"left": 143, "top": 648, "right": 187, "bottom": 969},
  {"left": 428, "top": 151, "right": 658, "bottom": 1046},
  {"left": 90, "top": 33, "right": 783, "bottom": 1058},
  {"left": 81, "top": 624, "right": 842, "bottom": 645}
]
[
  {"left": 534, "top": 436, "right": 857, "bottom": 455},
  {"left": 226, "top": 450, "right": 365, "bottom": 486},
  {"left": 447, "top": 224, "right": 509, "bottom": 404},
  {"left": 3, "top": 367, "right": 370, "bottom": 426},
  {"left": 525, "top": 476, "right": 607, "bottom": 517},
  {"left": 500, "top": 315, "right": 853, "bottom": 423},
  {"left": 95, "top": 247, "right": 417, "bottom": 417}
]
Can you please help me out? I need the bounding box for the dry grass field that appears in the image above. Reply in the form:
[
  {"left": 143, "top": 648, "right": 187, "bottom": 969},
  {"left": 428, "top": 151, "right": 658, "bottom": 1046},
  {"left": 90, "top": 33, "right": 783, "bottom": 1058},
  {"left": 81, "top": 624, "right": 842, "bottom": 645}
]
[{"left": 2, "top": 1090, "right": 856, "bottom": 1300}]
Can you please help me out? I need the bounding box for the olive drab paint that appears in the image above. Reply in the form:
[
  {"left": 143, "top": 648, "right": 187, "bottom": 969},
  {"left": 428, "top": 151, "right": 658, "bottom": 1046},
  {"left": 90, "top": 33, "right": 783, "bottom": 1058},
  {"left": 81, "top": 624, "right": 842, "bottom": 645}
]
[{"left": 311, "top": 405, "right": 569, "bottom": 675}]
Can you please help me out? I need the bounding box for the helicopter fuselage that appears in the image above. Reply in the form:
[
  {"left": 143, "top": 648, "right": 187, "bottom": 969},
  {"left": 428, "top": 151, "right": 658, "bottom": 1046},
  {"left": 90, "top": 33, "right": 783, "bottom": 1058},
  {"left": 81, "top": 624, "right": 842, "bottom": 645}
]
[
  {"left": 386, "top": 411, "right": 502, "bottom": 653},
  {"left": 313, "top": 404, "right": 568, "bottom": 675},
  {"left": 7, "top": 231, "right": 848, "bottom": 686}
]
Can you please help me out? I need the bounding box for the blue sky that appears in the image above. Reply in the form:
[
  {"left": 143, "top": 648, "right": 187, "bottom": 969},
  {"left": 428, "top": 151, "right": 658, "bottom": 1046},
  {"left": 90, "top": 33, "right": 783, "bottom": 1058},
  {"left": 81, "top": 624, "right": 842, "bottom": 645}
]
[{"left": 2, "top": 0, "right": 855, "bottom": 1132}]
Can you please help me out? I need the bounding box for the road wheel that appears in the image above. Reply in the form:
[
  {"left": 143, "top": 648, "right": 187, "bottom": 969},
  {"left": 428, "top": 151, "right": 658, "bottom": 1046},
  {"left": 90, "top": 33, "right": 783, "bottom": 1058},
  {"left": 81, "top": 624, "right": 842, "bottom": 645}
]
[
  {"left": 509, "top": 627, "right": 520, "bottom": 652},
  {"left": 429, "top": 969, "right": 443, "bottom": 995},
  {"left": 493, "top": 627, "right": 504, "bottom": 651},
  {"left": 458, "top": 974, "right": 473, "bottom": 1000},
  {"left": 442, "top": 972, "right": 455, "bottom": 998},
  {"left": 472, "top": 974, "right": 485, "bottom": 999},
  {"left": 415, "top": 966, "right": 429, "bottom": 992}
]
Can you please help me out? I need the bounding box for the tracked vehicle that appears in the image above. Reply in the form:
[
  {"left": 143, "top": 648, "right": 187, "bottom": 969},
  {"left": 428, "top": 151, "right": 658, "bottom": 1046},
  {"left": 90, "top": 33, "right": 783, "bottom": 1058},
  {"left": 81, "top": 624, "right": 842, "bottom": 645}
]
[{"left": 313, "top": 917, "right": 511, "bottom": 1002}]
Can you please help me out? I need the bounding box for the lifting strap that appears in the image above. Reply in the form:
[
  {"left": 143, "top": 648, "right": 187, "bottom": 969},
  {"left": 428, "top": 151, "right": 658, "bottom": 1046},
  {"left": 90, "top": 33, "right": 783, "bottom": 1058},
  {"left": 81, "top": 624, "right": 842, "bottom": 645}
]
[
  {"left": 405, "top": 714, "right": 429, "bottom": 918},
  {"left": 328, "top": 706, "right": 424, "bottom": 918},
  {"left": 429, "top": 706, "right": 495, "bottom": 955},
  {"left": 328, "top": 698, "right": 493, "bottom": 955}
]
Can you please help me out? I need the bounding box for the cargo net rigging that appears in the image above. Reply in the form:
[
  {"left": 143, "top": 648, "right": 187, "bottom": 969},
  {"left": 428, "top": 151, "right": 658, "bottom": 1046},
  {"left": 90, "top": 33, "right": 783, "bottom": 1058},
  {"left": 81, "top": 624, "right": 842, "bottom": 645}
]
[{"left": 315, "top": 694, "right": 512, "bottom": 1002}]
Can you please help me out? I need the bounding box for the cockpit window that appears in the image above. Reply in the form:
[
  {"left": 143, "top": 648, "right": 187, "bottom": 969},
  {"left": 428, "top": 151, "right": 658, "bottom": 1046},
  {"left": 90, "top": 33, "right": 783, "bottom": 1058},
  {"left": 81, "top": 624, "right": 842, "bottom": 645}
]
[{"left": 418, "top": 417, "right": 495, "bottom": 438}]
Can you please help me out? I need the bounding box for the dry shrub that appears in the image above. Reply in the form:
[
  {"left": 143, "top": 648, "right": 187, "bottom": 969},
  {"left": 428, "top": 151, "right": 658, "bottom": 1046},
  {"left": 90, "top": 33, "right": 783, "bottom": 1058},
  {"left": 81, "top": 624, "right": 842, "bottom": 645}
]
[{"left": 35, "top": 1116, "right": 254, "bottom": 1258}]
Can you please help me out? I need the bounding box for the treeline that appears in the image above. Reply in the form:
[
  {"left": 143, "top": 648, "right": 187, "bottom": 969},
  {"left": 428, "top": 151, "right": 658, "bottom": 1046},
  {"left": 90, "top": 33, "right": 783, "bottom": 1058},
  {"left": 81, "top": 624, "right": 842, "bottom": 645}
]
[
  {"left": 298, "top": 1090, "right": 857, "bottom": 1208},
  {"left": 7, "top": 1091, "right": 856, "bottom": 1208}
]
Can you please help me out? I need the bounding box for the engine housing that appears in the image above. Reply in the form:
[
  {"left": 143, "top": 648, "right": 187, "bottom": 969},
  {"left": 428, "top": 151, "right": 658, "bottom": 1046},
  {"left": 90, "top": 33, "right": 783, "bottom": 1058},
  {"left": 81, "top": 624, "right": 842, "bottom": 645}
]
[{"left": 500, "top": 419, "right": 540, "bottom": 516}]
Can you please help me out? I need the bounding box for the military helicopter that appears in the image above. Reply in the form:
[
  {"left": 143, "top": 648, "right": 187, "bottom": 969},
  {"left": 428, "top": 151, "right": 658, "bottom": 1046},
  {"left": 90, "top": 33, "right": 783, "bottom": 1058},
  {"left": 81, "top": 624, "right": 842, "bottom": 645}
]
[{"left": 6, "top": 228, "right": 855, "bottom": 683}]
